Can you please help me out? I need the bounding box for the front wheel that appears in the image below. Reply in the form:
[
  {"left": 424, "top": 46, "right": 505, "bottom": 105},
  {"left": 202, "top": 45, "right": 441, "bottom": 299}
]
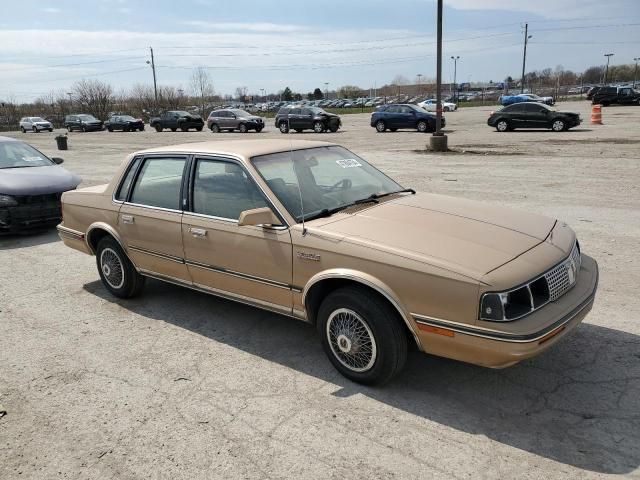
[
  {"left": 196, "top": 126, "right": 203, "bottom": 132},
  {"left": 67, "top": 126, "right": 72, "bottom": 132},
  {"left": 279, "top": 122, "right": 289, "bottom": 134},
  {"left": 375, "top": 120, "right": 386, "bottom": 132},
  {"left": 443, "top": 106, "right": 450, "bottom": 112},
  {"left": 417, "top": 120, "right": 428, "bottom": 132},
  {"left": 32, "top": 126, "right": 38, "bottom": 133},
  {"left": 107, "top": 127, "right": 113, "bottom": 132},
  {"left": 551, "top": 119, "right": 565, "bottom": 132},
  {"left": 313, "top": 121, "right": 324, "bottom": 133},
  {"left": 210, "top": 124, "right": 220, "bottom": 133},
  {"left": 496, "top": 119, "right": 510, "bottom": 132},
  {"left": 255, "top": 126, "right": 263, "bottom": 133},
  {"left": 180, "top": 125, "right": 188, "bottom": 132},
  {"left": 96, "top": 237, "right": 145, "bottom": 299},
  {"left": 317, "top": 286, "right": 407, "bottom": 385},
  {"left": 328, "top": 124, "right": 339, "bottom": 133},
  {"left": 238, "top": 123, "right": 248, "bottom": 133}
]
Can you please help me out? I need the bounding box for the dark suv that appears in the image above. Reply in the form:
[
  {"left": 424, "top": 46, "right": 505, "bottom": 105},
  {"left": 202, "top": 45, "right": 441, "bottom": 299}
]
[
  {"left": 591, "top": 86, "right": 640, "bottom": 106},
  {"left": 370, "top": 104, "right": 443, "bottom": 133},
  {"left": 274, "top": 106, "right": 341, "bottom": 133},
  {"left": 207, "top": 109, "right": 264, "bottom": 133},
  {"left": 64, "top": 114, "right": 104, "bottom": 132},
  {"left": 150, "top": 111, "right": 204, "bottom": 132}
]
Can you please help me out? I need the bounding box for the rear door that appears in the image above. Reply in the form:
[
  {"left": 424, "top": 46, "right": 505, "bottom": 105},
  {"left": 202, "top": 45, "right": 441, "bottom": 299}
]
[
  {"left": 505, "top": 104, "right": 526, "bottom": 127},
  {"left": 118, "top": 155, "right": 191, "bottom": 282}
]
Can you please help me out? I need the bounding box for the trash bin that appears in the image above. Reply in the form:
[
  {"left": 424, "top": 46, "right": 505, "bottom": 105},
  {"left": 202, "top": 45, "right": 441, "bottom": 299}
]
[{"left": 55, "top": 135, "right": 68, "bottom": 150}]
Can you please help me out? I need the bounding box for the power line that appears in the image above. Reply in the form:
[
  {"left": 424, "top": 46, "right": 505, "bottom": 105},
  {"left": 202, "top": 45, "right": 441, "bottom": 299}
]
[{"left": 4, "top": 56, "right": 148, "bottom": 72}]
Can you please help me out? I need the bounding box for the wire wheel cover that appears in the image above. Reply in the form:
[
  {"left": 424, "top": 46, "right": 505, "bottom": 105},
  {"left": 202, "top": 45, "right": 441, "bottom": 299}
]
[
  {"left": 326, "top": 308, "right": 377, "bottom": 372},
  {"left": 100, "top": 247, "right": 125, "bottom": 289}
]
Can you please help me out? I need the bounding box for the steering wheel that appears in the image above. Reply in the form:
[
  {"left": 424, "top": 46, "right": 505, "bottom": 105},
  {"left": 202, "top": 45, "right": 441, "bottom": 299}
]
[{"left": 327, "top": 178, "right": 352, "bottom": 192}]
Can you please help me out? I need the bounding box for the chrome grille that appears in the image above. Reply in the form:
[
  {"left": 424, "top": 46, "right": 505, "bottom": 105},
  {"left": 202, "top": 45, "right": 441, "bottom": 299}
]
[{"left": 544, "top": 242, "right": 581, "bottom": 301}]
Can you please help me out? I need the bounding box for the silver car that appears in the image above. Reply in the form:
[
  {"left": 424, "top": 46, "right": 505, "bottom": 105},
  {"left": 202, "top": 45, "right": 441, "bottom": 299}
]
[{"left": 20, "top": 117, "right": 53, "bottom": 133}]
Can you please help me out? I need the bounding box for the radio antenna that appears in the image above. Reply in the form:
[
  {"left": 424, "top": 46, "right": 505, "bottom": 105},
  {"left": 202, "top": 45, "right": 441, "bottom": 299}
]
[{"left": 287, "top": 112, "right": 307, "bottom": 236}]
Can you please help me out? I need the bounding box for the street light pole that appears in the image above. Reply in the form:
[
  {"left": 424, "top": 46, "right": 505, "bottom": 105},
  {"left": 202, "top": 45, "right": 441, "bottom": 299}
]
[
  {"left": 604, "top": 53, "right": 614, "bottom": 84},
  {"left": 429, "top": 0, "right": 447, "bottom": 151},
  {"left": 520, "top": 24, "right": 532, "bottom": 93},
  {"left": 450, "top": 56, "right": 459, "bottom": 102},
  {"left": 324, "top": 82, "right": 329, "bottom": 100},
  {"left": 417, "top": 73, "right": 423, "bottom": 94},
  {"left": 147, "top": 47, "right": 159, "bottom": 108},
  {"left": 634, "top": 57, "right": 639, "bottom": 88}
]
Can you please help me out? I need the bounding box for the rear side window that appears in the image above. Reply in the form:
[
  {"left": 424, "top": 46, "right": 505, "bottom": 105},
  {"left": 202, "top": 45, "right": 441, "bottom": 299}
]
[
  {"left": 130, "top": 157, "right": 186, "bottom": 210},
  {"left": 115, "top": 157, "right": 141, "bottom": 201}
]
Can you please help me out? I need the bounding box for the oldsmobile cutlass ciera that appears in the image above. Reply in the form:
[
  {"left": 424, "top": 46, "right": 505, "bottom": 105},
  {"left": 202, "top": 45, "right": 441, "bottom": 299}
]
[{"left": 57, "top": 139, "right": 598, "bottom": 384}]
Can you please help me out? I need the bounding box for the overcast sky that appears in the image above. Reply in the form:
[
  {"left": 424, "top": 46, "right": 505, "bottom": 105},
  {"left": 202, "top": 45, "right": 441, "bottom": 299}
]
[{"left": 1, "top": 0, "right": 639, "bottom": 101}]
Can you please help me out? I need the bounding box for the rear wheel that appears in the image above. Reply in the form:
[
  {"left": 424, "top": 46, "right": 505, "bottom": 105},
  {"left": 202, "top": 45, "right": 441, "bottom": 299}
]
[
  {"left": 196, "top": 126, "right": 203, "bottom": 132},
  {"left": 375, "top": 120, "right": 386, "bottom": 132},
  {"left": 210, "top": 124, "right": 220, "bottom": 133},
  {"left": 279, "top": 122, "right": 289, "bottom": 134},
  {"left": 67, "top": 126, "right": 72, "bottom": 132},
  {"left": 180, "top": 125, "right": 188, "bottom": 132},
  {"left": 317, "top": 286, "right": 407, "bottom": 385},
  {"left": 313, "top": 121, "right": 324, "bottom": 133},
  {"left": 154, "top": 125, "right": 163, "bottom": 132},
  {"left": 496, "top": 119, "right": 510, "bottom": 132},
  {"left": 417, "top": 120, "right": 428, "bottom": 133},
  {"left": 551, "top": 119, "right": 565, "bottom": 132},
  {"left": 171, "top": 128, "right": 177, "bottom": 132},
  {"left": 96, "top": 237, "right": 145, "bottom": 299},
  {"left": 20, "top": 126, "right": 26, "bottom": 133},
  {"left": 107, "top": 127, "right": 113, "bottom": 132}
]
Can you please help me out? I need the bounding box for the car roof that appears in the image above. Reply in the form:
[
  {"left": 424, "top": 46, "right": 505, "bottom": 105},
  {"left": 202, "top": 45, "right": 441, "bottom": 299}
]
[{"left": 134, "top": 139, "right": 338, "bottom": 160}]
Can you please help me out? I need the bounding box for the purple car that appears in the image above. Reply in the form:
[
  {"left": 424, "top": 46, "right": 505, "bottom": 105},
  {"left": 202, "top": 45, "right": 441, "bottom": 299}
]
[{"left": 0, "top": 136, "right": 81, "bottom": 234}]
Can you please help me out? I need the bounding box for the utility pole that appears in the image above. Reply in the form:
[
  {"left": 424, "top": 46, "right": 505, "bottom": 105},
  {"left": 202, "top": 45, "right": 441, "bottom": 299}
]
[
  {"left": 429, "top": 0, "right": 446, "bottom": 151},
  {"left": 604, "top": 53, "right": 614, "bottom": 84},
  {"left": 417, "top": 73, "right": 423, "bottom": 94},
  {"left": 324, "top": 82, "right": 329, "bottom": 100},
  {"left": 147, "top": 47, "right": 159, "bottom": 108},
  {"left": 634, "top": 57, "right": 639, "bottom": 88},
  {"left": 450, "top": 56, "right": 459, "bottom": 102},
  {"left": 520, "top": 24, "right": 531, "bottom": 93}
]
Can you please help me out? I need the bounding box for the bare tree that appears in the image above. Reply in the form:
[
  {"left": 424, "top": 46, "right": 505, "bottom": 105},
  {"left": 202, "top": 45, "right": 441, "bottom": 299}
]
[
  {"left": 158, "top": 86, "right": 181, "bottom": 110},
  {"left": 72, "top": 79, "right": 114, "bottom": 120},
  {"left": 190, "top": 67, "right": 215, "bottom": 117},
  {"left": 235, "top": 86, "right": 248, "bottom": 102},
  {"left": 337, "top": 85, "right": 362, "bottom": 98}
]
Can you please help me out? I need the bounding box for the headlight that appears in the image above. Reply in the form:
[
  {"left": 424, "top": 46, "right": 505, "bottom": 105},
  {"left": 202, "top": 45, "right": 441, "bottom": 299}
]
[{"left": 0, "top": 195, "right": 18, "bottom": 207}]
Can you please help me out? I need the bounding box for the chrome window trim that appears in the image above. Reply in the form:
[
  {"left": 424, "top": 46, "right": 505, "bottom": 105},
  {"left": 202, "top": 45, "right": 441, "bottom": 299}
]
[
  {"left": 121, "top": 202, "right": 183, "bottom": 215},
  {"left": 479, "top": 241, "right": 581, "bottom": 322},
  {"left": 182, "top": 210, "right": 289, "bottom": 231}
]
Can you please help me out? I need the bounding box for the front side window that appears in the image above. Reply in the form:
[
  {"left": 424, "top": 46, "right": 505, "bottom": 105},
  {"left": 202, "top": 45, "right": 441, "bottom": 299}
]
[
  {"left": 78, "top": 114, "right": 97, "bottom": 122},
  {"left": 192, "top": 159, "right": 268, "bottom": 220},
  {"left": 130, "top": 157, "right": 186, "bottom": 210},
  {"left": 252, "top": 146, "right": 403, "bottom": 222},
  {"left": 0, "top": 141, "right": 54, "bottom": 169}
]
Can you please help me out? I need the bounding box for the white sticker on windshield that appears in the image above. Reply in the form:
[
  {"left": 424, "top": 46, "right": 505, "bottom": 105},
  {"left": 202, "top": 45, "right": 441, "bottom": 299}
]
[
  {"left": 22, "top": 156, "right": 44, "bottom": 162},
  {"left": 336, "top": 158, "right": 362, "bottom": 168}
]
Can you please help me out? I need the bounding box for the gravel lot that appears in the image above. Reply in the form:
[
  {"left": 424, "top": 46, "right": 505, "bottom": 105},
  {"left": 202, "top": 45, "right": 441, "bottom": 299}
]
[{"left": 1, "top": 103, "right": 639, "bottom": 479}]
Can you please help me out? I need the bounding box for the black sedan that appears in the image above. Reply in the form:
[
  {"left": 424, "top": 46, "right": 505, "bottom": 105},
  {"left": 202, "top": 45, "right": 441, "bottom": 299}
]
[
  {"left": 370, "top": 104, "right": 444, "bottom": 133},
  {"left": 488, "top": 103, "right": 581, "bottom": 132},
  {"left": 0, "top": 136, "right": 81, "bottom": 233},
  {"left": 105, "top": 115, "right": 145, "bottom": 132}
]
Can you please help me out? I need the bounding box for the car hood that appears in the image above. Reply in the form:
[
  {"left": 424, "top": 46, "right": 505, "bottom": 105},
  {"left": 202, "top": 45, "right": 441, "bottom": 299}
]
[
  {"left": 0, "top": 165, "right": 81, "bottom": 196},
  {"left": 310, "top": 193, "right": 555, "bottom": 279}
]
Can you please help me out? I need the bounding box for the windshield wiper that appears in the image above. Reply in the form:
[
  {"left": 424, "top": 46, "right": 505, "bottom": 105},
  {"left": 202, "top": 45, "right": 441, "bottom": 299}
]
[{"left": 373, "top": 188, "right": 416, "bottom": 199}]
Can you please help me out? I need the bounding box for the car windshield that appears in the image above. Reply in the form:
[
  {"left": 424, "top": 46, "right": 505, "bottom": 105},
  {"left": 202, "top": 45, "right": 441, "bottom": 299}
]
[
  {"left": 171, "top": 111, "right": 191, "bottom": 116},
  {"left": 0, "top": 141, "right": 53, "bottom": 169},
  {"left": 230, "top": 109, "right": 251, "bottom": 116},
  {"left": 78, "top": 114, "right": 97, "bottom": 121},
  {"left": 31, "top": 117, "right": 46, "bottom": 122},
  {"left": 120, "top": 115, "right": 136, "bottom": 121},
  {"left": 252, "top": 146, "right": 405, "bottom": 222}
]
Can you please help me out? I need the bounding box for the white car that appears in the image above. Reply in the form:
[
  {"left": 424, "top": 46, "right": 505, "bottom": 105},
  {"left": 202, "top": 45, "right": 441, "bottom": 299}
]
[
  {"left": 417, "top": 99, "right": 457, "bottom": 112},
  {"left": 19, "top": 117, "right": 53, "bottom": 133},
  {"left": 519, "top": 93, "right": 555, "bottom": 106}
]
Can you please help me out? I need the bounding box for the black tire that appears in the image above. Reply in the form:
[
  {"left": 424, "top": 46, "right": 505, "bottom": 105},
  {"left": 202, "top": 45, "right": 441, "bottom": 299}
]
[
  {"left": 154, "top": 125, "right": 162, "bottom": 132},
  {"left": 107, "top": 127, "right": 113, "bottom": 132},
  {"left": 443, "top": 106, "right": 450, "bottom": 112},
  {"left": 417, "top": 120, "right": 428, "bottom": 133},
  {"left": 210, "top": 124, "right": 220, "bottom": 133},
  {"left": 32, "top": 126, "right": 38, "bottom": 133},
  {"left": 67, "top": 126, "right": 72, "bottom": 132},
  {"left": 196, "top": 126, "right": 203, "bottom": 132},
  {"left": 239, "top": 123, "right": 248, "bottom": 133},
  {"left": 180, "top": 126, "right": 188, "bottom": 132},
  {"left": 255, "top": 126, "right": 263, "bottom": 133},
  {"left": 317, "top": 286, "right": 407, "bottom": 385},
  {"left": 96, "top": 237, "right": 145, "bottom": 299},
  {"left": 375, "top": 120, "right": 386, "bottom": 132},
  {"left": 328, "top": 124, "right": 339, "bottom": 133},
  {"left": 139, "top": 126, "right": 145, "bottom": 131},
  {"left": 48, "top": 129, "right": 53, "bottom": 132},
  {"left": 496, "top": 119, "right": 510, "bottom": 132},
  {"left": 313, "top": 121, "right": 324, "bottom": 133},
  {"left": 279, "top": 121, "right": 289, "bottom": 134},
  {"left": 20, "top": 126, "right": 26, "bottom": 133},
  {"left": 82, "top": 125, "right": 87, "bottom": 132}
]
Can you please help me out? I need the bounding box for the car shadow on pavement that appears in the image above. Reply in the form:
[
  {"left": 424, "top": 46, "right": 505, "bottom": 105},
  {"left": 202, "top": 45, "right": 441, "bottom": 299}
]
[
  {"left": 83, "top": 278, "right": 640, "bottom": 475},
  {"left": 0, "top": 228, "right": 60, "bottom": 250}
]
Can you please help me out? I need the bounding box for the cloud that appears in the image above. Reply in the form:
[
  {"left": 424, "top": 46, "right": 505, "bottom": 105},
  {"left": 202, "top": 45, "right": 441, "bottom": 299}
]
[
  {"left": 43, "top": 7, "right": 61, "bottom": 13},
  {"left": 181, "top": 21, "right": 307, "bottom": 33},
  {"left": 444, "top": 0, "right": 632, "bottom": 18}
]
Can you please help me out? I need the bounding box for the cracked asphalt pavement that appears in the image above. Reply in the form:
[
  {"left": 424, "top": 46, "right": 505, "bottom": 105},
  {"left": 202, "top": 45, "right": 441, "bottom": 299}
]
[{"left": 1, "top": 103, "right": 639, "bottom": 479}]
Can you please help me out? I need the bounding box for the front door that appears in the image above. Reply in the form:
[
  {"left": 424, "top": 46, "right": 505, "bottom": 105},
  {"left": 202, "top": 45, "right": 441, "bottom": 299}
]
[
  {"left": 522, "top": 103, "right": 549, "bottom": 128},
  {"left": 182, "top": 156, "right": 293, "bottom": 314},
  {"left": 118, "top": 155, "right": 191, "bottom": 282}
]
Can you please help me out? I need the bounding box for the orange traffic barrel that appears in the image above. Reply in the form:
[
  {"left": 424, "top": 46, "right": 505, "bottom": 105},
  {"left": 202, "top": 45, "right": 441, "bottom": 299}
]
[{"left": 591, "top": 104, "right": 602, "bottom": 125}]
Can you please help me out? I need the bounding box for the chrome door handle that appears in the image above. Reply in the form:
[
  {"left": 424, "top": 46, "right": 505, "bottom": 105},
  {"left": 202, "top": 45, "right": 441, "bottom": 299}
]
[
  {"left": 121, "top": 214, "right": 134, "bottom": 224},
  {"left": 189, "top": 227, "right": 207, "bottom": 237}
]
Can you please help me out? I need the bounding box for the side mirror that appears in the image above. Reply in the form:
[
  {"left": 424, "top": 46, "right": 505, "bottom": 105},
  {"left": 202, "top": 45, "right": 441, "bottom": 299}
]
[
  {"left": 52, "top": 157, "right": 64, "bottom": 164},
  {"left": 238, "top": 207, "right": 281, "bottom": 227}
]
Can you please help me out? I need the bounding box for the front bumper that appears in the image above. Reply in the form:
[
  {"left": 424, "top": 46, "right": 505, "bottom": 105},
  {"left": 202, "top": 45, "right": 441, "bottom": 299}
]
[
  {"left": 413, "top": 254, "right": 599, "bottom": 368},
  {"left": 0, "top": 197, "right": 63, "bottom": 233}
]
